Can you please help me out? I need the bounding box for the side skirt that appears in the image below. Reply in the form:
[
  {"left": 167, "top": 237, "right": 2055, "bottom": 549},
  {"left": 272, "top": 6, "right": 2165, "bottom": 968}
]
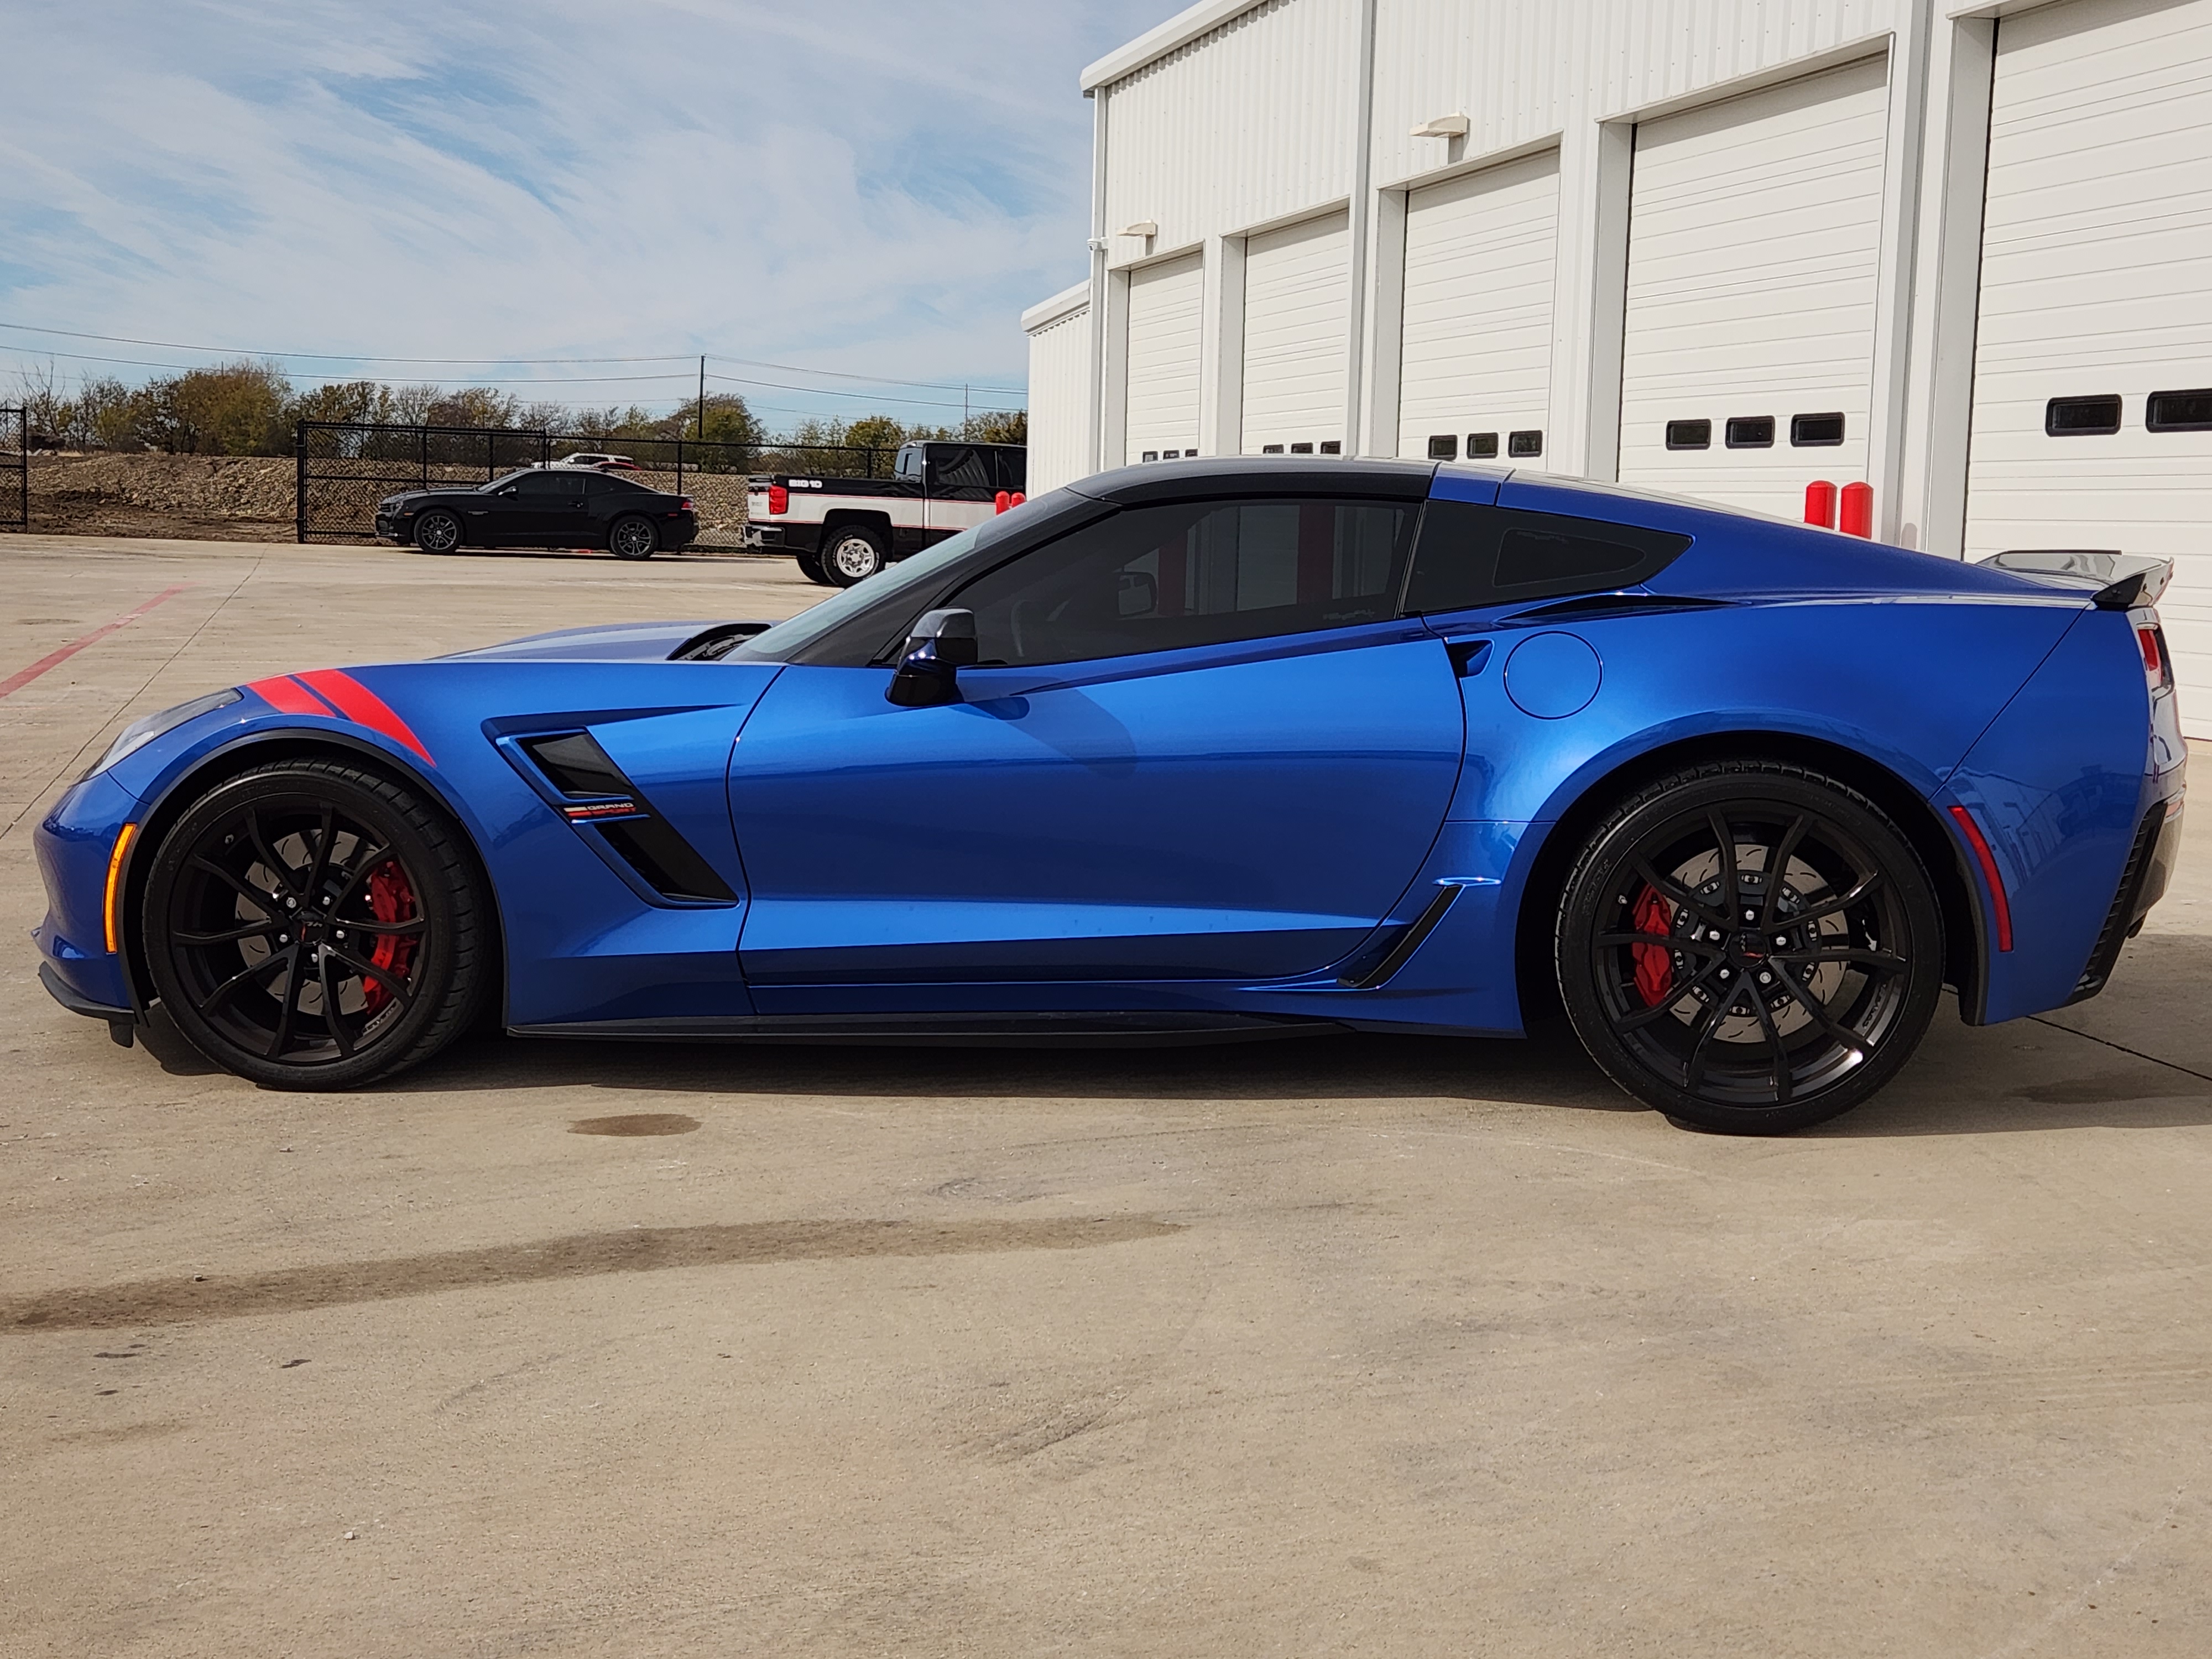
[{"left": 510, "top": 1010, "right": 1348, "bottom": 1049}]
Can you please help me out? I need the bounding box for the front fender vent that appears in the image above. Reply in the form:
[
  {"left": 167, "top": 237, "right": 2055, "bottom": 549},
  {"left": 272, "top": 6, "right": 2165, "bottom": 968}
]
[{"left": 518, "top": 732, "right": 736, "bottom": 904}]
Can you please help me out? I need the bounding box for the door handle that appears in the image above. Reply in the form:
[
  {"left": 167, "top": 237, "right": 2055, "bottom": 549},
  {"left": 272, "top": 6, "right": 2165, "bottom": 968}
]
[{"left": 1444, "top": 638, "right": 1491, "bottom": 677}]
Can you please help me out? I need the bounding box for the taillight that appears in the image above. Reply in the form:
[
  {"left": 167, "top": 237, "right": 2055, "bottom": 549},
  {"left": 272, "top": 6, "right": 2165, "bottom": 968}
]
[
  {"left": 2134, "top": 609, "right": 2174, "bottom": 697},
  {"left": 679, "top": 497, "right": 693, "bottom": 512},
  {"left": 768, "top": 485, "right": 788, "bottom": 515}
]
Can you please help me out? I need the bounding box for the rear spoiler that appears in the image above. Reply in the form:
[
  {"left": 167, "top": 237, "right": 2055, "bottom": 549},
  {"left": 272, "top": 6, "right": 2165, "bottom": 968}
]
[{"left": 1978, "top": 549, "right": 2174, "bottom": 611}]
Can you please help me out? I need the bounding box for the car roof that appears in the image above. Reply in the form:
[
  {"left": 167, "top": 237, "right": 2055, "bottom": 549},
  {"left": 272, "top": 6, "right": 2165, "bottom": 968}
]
[{"left": 1068, "top": 455, "right": 1446, "bottom": 504}]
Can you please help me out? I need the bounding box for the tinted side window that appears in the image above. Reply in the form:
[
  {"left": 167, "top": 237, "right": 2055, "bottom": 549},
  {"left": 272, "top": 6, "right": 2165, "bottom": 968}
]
[
  {"left": 950, "top": 498, "right": 1417, "bottom": 667},
  {"left": 992, "top": 448, "right": 1027, "bottom": 492},
  {"left": 517, "top": 470, "right": 574, "bottom": 494},
  {"left": 1402, "top": 502, "right": 1692, "bottom": 613},
  {"left": 925, "top": 445, "right": 994, "bottom": 498}
]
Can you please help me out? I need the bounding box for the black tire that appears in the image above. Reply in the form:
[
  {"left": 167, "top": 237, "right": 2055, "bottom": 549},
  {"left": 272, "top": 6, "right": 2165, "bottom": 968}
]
[
  {"left": 1555, "top": 761, "right": 1943, "bottom": 1134},
  {"left": 414, "top": 510, "right": 462, "bottom": 555},
  {"left": 608, "top": 514, "right": 659, "bottom": 561},
  {"left": 142, "top": 760, "right": 489, "bottom": 1089},
  {"left": 821, "top": 524, "right": 887, "bottom": 586},
  {"left": 795, "top": 547, "right": 834, "bottom": 586}
]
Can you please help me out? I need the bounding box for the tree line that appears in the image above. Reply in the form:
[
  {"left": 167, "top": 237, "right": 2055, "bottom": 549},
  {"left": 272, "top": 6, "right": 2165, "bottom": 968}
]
[{"left": 9, "top": 358, "right": 1025, "bottom": 458}]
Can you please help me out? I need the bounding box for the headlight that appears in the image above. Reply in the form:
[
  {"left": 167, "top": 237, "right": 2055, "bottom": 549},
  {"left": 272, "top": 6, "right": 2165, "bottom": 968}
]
[{"left": 84, "top": 689, "right": 243, "bottom": 780}]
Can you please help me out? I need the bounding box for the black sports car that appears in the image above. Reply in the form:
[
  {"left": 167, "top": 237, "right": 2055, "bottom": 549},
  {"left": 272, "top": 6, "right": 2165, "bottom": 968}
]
[{"left": 374, "top": 468, "right": 698, "bottom": 560}]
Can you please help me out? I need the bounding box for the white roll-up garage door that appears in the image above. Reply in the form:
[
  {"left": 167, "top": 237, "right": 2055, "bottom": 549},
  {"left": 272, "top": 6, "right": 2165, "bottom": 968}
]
[
  {"left": 1965, "top": 0, "right": 2212, "bottom": 734},
  {"left": 1618, "top": 55, "right": 1890, "bottom": 518},
  {"left": 1396, "top": 150, "right": 1559, "bottom": 468},
  {"left": 1124, "top": 251, "right": 1204, "bottom": 465},
  {"left": 1240, "top": 212, "right": 1350, "bottom": 454}
]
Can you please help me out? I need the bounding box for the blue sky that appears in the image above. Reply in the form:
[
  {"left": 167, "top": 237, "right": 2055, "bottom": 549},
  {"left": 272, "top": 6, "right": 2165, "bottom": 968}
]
[{"left": 0, "top": 1, "right": 1170, "bottom": 429}]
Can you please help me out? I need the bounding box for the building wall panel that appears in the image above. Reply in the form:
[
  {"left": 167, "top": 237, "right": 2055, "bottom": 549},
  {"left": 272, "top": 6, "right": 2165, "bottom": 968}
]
[
  {"left": 1101, "top": 0, "right": 1359, "bottom": 260},
  {"left": 1024, "top": 291, "right": 1093, "bottom": 496}
]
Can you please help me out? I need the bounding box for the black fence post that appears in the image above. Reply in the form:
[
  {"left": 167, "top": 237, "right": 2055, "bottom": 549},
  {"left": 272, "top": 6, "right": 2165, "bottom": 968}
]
[
  {"left": 676, "top": 437, "right": 685, "bottom": 495},
  {"left": 419, "top": 426, "right": 428, "bottom": 492},
  {"left": 294, "top": 423, "right": 307, "bottom": 542}
]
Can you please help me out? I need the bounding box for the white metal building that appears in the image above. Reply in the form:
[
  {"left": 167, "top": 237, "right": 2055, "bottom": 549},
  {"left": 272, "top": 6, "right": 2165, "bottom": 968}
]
[{"left": 1024, "top": 0, "right": 2212, "bottom": 732}]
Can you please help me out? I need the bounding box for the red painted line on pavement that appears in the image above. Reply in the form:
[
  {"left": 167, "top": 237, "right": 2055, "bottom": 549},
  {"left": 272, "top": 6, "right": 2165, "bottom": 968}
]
[{"left": 0, "top": 585, "right": 195, "bottom": 700}]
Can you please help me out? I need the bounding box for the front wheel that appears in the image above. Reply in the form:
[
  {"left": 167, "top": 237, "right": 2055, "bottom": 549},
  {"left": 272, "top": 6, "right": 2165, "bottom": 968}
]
[
  {"left": 821, "top": 525, "right": 886, "bottom": 586},
  {"left": 1556, "top": 762, "right": 1943, "bottom": 1134},
  {"left": 608, "top": 514, "right": 659, "bottom": 561},
  {"left": 142, "top": 760, "right": 489, "bottom": 1089},
  {"left": 414, "top": 510, "right": 462, "bottom": 554}
]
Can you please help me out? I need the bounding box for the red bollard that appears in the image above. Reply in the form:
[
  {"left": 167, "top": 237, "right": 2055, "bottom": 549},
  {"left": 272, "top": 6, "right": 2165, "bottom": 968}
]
[
  {"left": 1010, "top": 492, "right": 1025, "bottom": 508},
  {"left": 994, "top": 489, "right": 1011, "bottom": 515},
  {"left": 1804, "top": 481, "right": 1837, "bottom": 530},
  {"left": 1838, "top": 481, "right": 1874, "bottom": 539}
]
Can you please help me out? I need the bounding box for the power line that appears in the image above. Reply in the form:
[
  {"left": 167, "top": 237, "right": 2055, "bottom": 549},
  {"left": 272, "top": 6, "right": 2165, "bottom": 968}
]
[
  {"left": 0, "top": 319, "right": 1025, "bottom": 398},
  {"left": 704, "top": 371, "right": 1021, "bottom": 411}
]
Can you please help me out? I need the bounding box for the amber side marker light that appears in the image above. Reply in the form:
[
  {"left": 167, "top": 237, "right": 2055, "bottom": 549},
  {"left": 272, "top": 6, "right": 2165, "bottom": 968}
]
[{"left": 104, "top": 823, "right": 138, "bottom": 954}]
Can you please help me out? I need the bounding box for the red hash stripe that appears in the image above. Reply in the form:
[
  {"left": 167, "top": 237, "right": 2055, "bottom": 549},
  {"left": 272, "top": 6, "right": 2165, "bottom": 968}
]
[
  {"left": 295, "top": 669, "right": 436, "bottom": 765},
  {"left": 246, "top": 675, "right": 340, "bottom": 717}
]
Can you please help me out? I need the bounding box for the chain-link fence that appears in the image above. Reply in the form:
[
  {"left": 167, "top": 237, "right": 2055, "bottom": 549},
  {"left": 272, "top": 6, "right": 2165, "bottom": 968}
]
[
  {"left": 1, "top": 409, "right": 26, "bottom": 531},
  {"left": 296, "top": 421, "right": 895, "bottom": 548}
]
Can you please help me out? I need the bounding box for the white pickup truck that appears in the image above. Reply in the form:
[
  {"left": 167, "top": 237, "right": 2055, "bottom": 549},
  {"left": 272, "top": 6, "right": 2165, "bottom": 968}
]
[{"left": 745, "top": 440, "right": 1028, "bottom": 586}]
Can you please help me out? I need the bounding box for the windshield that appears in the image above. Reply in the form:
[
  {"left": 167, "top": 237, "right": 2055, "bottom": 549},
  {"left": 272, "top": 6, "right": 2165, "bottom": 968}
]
[
  {"left": 732, "top": 525, "right": 987, "bottom": 662},
  {"left": 478, "top": 470, "right": 534, "bottom": 492}
]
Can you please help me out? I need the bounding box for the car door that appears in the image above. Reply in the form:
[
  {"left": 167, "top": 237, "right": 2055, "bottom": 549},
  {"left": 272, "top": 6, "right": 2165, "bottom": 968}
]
[
  {"left": 524, "top": 468, "right": 591, "bottom": 545},
  {"left": 924, "top": 444, "right": 997, "bottom": 540},
  {"left": 726, "top": 492, "right": 1467, "bottom": 1000}
]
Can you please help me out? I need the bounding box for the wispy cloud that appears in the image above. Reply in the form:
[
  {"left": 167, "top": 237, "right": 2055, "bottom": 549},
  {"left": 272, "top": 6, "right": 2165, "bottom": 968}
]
[{"left": 0, "top": 1, "right": 1164, "bottom": 423}]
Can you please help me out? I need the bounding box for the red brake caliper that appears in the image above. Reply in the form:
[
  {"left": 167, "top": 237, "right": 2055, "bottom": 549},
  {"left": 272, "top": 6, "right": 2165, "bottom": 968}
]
[
  {"left": 1630, "top": 884, "right": 1677, "bottom": 1008},
  {"left": 361, "top": 862, "right": 419, "bottom": 1014}
]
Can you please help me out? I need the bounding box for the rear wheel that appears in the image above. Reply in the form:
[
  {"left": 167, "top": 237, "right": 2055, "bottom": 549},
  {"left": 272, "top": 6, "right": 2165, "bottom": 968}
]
[
  {"left": 821, "top": 524, "right": 886, "bottom": 586},
  {"left": 1556, "top": 762, "right": 1943, "bottom": 1133},
  {"left": 143, "top": 761, "right": 488, "bottom": 1089},
  {"left": 608, "top": 514, "right": 659, "bottom": 561},
  {"left": 414, "top": 510, "right": 462, "bottom": 554}
]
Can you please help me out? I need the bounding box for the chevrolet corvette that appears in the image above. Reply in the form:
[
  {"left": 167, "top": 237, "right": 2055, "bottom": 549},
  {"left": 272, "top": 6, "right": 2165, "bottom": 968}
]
[{"left": 34, "top": 459, "right": 2185, "bottom": 1132}]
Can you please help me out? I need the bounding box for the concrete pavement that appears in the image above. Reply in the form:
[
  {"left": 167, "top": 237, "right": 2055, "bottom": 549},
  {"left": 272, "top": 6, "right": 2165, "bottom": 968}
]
[{"left": 3, "top": 535, "right": 2208, "bottom": 1657}]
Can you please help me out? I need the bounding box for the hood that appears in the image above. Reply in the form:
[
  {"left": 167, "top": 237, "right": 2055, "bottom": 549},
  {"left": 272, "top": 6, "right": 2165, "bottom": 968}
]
[{"left": 437, "top": 620, "right": 760, "bottom": 663}]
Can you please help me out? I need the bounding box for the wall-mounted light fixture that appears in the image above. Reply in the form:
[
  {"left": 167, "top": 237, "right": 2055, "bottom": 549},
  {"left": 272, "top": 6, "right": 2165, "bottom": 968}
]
[
  {"left": 1409, "top": 114, "right": 1469, "bottom": 139},
  {"left": 1118, "top": 220, "right": 1160, "bottom": 238}
]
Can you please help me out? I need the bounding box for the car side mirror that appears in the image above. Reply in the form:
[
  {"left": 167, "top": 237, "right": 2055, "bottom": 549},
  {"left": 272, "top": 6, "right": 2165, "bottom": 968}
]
[
  {"left": 1117, "top": 570, "right": 1157, "bottom": 618},
  {"left": 499, "top": 486, "right": 517, "bottom": 496},
  {"left": 886, "top": 609, "right": 979, "bottom": 707}
]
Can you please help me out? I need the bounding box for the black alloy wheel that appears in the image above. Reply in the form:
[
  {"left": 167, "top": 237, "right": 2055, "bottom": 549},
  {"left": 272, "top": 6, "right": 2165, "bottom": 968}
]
[
  {"left": 1557, "top": 762, "right": 1943, "bottom": 1133},
  {"left": 608, "top": 514, "right": 659, "bottom": 561},
  {"left": 822, "top": 525, "right": 887, "bottom": 586},
  {"left": 795, "top": 547, "right": 834, "bottom": 586},
  {"left": 142, "top": 760, "right": 488, "bottom": 1089},
  {"left": 414, "top": 509, "right": 462, "bottom": 554}
]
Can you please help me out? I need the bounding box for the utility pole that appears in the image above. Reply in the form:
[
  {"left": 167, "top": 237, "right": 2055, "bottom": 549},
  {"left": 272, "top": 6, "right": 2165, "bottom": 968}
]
[
  {"left": 697, "top": 355, "right": 707, "bottom": 440},
  {"left": 964, "top": 383, "right": 970, "bottom": 436}
]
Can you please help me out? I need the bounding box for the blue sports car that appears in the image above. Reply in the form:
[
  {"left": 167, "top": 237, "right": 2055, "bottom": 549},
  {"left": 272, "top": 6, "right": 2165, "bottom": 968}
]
[{"left": 33, "top": 460, "right": 2186, "bottom": 1133}]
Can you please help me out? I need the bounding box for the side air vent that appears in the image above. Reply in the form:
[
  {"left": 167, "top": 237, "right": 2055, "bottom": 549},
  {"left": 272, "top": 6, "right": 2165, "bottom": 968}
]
[{"left": 517, "top": 732, "right": 737, "bottom": 903}]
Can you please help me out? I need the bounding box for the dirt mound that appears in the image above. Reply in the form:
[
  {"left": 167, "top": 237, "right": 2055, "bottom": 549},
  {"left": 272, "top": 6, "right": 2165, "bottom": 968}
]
[{"left": 24, "top": 452, "right": 296, "bottom": 542}]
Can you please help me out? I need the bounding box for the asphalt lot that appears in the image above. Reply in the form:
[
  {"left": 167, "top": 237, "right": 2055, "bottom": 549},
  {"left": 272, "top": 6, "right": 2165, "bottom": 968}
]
[{"left": 4, "top": 533, "right": 2210, "bottom": 1658}]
